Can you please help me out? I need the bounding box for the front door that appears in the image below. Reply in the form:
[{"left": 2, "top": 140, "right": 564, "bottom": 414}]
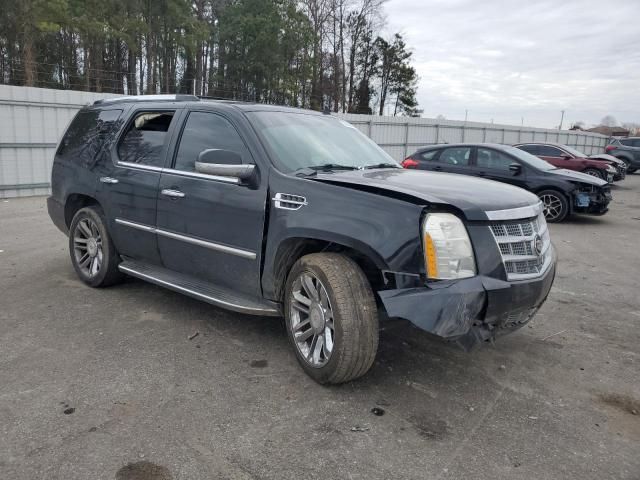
[
  {"left": 537, "top": 145, "right": 575, "bottom": 171},
  {"left": 96, "top": 107, "right": 180, "bottom": 265},
  {"left": 474, "top": 147, "right": 529, "bottom": 189},
  {"left": 155, "top": 110, "right": 267, "bottom": 297}
]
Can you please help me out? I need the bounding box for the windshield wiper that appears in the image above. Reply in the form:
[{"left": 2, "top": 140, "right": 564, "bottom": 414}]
[
  {"left": 363, "top": 162, "right": 400, "bottom": 169},
  {"left": 294, "top": 163, "right": 361, "bottom": 177}
]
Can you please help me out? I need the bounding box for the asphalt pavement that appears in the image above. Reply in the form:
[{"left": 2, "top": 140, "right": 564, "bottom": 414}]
[{"left": 1, "top": 177, "right": 639, "bottom": 480}]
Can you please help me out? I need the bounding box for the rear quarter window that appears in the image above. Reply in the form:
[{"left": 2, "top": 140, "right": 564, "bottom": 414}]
[{"left": 57, "top": 109, "right": 123, "bottom": 167}]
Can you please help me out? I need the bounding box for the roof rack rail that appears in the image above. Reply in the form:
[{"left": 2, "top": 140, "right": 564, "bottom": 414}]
[{"left": 94, "top": 94, "right": 200, "bottom": 105}]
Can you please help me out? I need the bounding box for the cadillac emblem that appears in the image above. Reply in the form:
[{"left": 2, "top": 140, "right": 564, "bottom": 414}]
[{"left": 533, "top": 234, "right": 543, "bottom": 256}]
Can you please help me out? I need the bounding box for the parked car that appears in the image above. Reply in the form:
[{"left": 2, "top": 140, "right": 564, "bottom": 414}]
[
  {"left": 403, "top": 143, "right": 611, "bottom": 223},
  {"left": 48, "top": 96, "right": 556, "bottom": 384},
  {"left": 513, "top": 143, "right": 619, "bottom": 182},
  {"left": 605, "top": 137, "right": 640, "bottom": 173},
  {"left": 585, "top": 152, "right": 627, "bottom": 181}
]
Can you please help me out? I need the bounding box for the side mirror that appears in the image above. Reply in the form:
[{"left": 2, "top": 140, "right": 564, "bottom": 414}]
[
  {"left": 509, "top": 163, "right": 522, "bottom": 175},
  {"left": 562, "top": 154, "right": 572, "bottom": 160},
  {"left": 194, "top": 149, "right": 255, "bottom": 181}
]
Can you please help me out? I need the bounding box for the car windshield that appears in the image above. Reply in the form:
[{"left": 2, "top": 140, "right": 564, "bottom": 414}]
[
  {"left": 501, "top": 145, "right": 557, "bottom": 171},
  {"left": 561, "top": 145, "right": 586, "bottom": 157},
  {"left": 247, "top": 111, "right": 400, "bottom": 173}
]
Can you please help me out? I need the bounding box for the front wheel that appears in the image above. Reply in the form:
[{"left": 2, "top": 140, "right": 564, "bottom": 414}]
[
  {"left": 537, "top": 190, "right": 569, "bottom": 223},
  {"left": 583, "top": 168, "right": 604, "bottom": 180},
  {"left": 284, "top": 253, "right": 379, "bottom": 384},
  {"left": 69, "top": 206, "right": 124, "bottom": 287}
]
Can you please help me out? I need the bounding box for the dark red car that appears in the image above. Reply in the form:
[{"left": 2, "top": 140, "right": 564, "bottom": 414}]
[{"left": 513, "top": 143, "right": 617, "bottom": 183}]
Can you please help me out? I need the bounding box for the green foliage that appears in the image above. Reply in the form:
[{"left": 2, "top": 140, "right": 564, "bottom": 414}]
[{"left": 0, "top": 0, "right": 419, "bottom": 115}]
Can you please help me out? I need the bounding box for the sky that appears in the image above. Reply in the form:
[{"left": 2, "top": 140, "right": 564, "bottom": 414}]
[{"left": 383, "top": 0, "right": 640, "bottom": 128}]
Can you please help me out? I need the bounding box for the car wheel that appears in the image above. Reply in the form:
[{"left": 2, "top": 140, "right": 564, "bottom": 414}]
[
  {"left": 69, "top": 206, "right": 124, "bottom": 287},
  {"left": 583, "top": 168, "right": 604, "bottom": 180},
  {"left": 628, "top": 167, "right": 637, "bottom": 174},
  {"left": 284, "top": 253, "right": 378, "bottom": 384},
  {"left": 537, "top": 190, "right": 569, "bottom": 223}
]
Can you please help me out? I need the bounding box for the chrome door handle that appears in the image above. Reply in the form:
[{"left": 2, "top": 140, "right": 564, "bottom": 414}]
[
  {"left": 161, "top": 189, "right": 185, "bottom": 198},
  {"left": 100, "top": 177, "right": 119, "bottom": 184}
]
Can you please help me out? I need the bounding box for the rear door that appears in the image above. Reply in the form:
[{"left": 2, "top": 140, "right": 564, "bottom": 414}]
[
  {"left": 155, "top": 109, "right": 267, "bottom": 297},
  {"left": 474, "top": 147, "right": 529, "bottom": 189},
  {"left": 432, "top": 146, "right": 474, "bottom": 175},
  {"left": 96, "top": 107, "right": 180, "bottom": 265}
]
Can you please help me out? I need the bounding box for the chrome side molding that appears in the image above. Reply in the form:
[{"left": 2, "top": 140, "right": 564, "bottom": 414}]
[{"left": 114, "top": 218, "right": 256, "bottom": 260}]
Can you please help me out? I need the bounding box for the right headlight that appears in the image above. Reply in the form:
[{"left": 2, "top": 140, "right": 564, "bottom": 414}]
[{"left": 422, "top": 212, "right": 476, "bottom": 280}]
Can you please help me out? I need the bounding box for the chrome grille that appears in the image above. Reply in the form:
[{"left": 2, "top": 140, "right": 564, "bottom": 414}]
[{"left": 489, "top": 209, "right": 552, "bottom": 281}]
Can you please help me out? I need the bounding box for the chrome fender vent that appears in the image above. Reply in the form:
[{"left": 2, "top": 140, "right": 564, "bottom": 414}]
[{"left": 272, "top": 193, "right": 308, "bottom": 210}]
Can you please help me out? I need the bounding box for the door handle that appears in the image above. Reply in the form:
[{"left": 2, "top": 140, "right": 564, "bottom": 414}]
[
  {"left": 161, "top": 189, "right": 185, "bottom": 198},
  {"left": 433, "top": 166, "right": 442, "bottom": 171},
  {"left": 478, "top": 172, "right": 487, "bottom": 177},
  {"left": 100, "top": 177, "right": 119, "bottom": 184}
]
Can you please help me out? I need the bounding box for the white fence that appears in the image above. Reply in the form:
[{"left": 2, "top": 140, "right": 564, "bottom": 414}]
[{"left": 0, "top": 85, "right": 609, "bottom": 198}]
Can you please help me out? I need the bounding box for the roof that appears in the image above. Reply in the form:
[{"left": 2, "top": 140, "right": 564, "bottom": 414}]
[
  {"left": 586, "top": 126, "right": 630, "bottom": 136},
  {"left": 92, "top": 94, "right": 324, "bottom": 116},
  {"left": 417, "top": 143, "right": 511, "bottom": 151}
]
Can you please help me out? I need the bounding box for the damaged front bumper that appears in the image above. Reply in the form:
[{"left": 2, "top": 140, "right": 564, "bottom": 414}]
[
  {"left": 377, "top": 251, "right": 556, "bottom": 350},
  {"left": 572, "top": 187, "right": 611, "bottom": 215}
]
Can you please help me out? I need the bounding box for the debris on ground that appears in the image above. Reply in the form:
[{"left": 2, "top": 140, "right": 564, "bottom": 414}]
[
  {"left": 188, "top": 331, "right": 199, "bottom": 340},
  {"left": 350, "top": 426, "right": 370, "bottom": 432},
  {"left": 371, "top": 407, "right": 385, "bottom": 416}
]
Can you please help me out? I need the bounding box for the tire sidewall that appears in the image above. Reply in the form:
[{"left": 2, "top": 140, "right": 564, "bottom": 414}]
[
  {"left": 583, "top": 168, "right": 604, "bottom": 180},
  {"left": 69, "top": 207, "right": 114, "bottom": 287},
  {"left": 284, "top": 259, "right": 345, "bottom": 384},
  {"left": 538, "top": 189, "right": 568, "bottom": 223}
]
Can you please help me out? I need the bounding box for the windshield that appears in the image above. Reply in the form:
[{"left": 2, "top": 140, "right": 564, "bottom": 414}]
[
  {"left": 247, "top": 111, "right": 399, "bottom": 173},
  {"left": 501, "top": 145, "right": 557, "bottom": 171},
  {"left": 561, "top": 145, "right": 586, "bottom": 157}
]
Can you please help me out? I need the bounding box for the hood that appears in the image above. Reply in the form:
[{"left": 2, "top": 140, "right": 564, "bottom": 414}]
[
  {"left": 313, "top": 169, "right": 540, "bottom": 221},
  {"left": 588, "top": 153, "right": 624, "bottom": 166},
  {"left": 548, "top": 168, "right": 608, "bottom": 186}
]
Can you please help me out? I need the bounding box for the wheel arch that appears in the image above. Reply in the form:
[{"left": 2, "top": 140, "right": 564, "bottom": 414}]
[
  {"left": 64, "top": 193, "right": 101, "bottom": 228},
  {"left": 268, "top": 235, "right": 389, "bottom": 304}
]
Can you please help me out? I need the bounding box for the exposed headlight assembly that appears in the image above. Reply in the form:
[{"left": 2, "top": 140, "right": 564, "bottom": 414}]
[
  {"left": 423, "top": 213, "right": 476, "bottom": 280},
  {"left": 606, "top": 165, "right": 616, "bottom": 173}
]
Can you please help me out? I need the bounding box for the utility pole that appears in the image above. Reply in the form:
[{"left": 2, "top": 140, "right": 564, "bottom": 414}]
[
  {"left": 464, "top": 109, "right": 468, "bottom": 122},
  {"left": 521, "top": 117, "right": 524, "bottom": 126},
  {"left": 559, "top": 110, "right": 565, "bottom": 130}
]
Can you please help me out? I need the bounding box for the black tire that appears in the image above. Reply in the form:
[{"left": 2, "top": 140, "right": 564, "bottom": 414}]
[
  {"left": 284, "top": 253, "right": 379, "bottom": 384},
  {"left": 69, "top": 206, "right": 124, "bottom": 287},
  {"left": 537, "top": 189, "right": 569, "bottom": 223},
  {"left": 583, "top": 168, "right": 604, "bottom": 180}
]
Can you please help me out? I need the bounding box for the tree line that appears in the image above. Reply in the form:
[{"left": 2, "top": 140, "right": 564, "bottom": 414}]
[{"left": 0, "top": 0, "right": 419, "bottom": 116}]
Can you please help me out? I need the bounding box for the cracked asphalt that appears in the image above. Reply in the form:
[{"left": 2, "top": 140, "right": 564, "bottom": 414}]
[{"left": 1, "top": 177, "right": 639, "bottom": 480}]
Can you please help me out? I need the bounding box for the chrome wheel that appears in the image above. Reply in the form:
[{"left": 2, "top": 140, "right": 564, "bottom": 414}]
[
  {"left": 289, "top": 272, "right": 335, "bottom": 367},
  {"left": 73, "top": 218, "right": 103, "bottom": 277},
  {"left": 585, "top": 169, "right": 603, "bottom": 179},
  {"left": 540, "top": 193, "right": 563, "bottom": 221}
]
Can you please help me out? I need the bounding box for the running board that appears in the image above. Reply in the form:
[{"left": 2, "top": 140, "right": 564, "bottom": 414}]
[{"left": 118, "top": 259, "right": 281, "bottom": 317}]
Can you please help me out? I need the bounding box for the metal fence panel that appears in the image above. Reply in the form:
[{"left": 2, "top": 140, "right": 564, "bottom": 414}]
[{"left": 0, "top": 86, "right": 609, "bottom": 196}]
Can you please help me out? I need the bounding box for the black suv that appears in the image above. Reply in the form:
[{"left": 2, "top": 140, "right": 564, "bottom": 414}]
[
  {"left": 403, "top": 143, "right": 611, "bottom": 223},
  {"left": 605, "top": 137, "right": 640, "bottom": 173},
  {"left": 48, "top": 96, "right": 556, "bottom": 384}
]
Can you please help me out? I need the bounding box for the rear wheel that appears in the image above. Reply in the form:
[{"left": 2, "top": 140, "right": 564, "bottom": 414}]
[
  {"left": 537, "top": 189, "right": 569, "bottom": 223},
  {"left": 583, "top": 168, "right": 604, "bottom": 180},
  {"left": 284, "top": 253, "right": 378, "bottom": 384},
  {"left": 69, "top": 206, "right": 124, "bottom": 287}
]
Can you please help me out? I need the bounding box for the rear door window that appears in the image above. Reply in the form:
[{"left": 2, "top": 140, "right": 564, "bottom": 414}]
[
  {"left": 117, "top": 111, "right": 176, "bottom": 166},
  {"left": 58, "top": 109, "right": 123, "bottom": 166},
  {"left": 537, "top": 145, "right": 564, "bottom": 157},
  {"left": 419, "top": 149, "right": 439, "bottom": 161},
  {"left": 517, "top": 144, "right": 540, "bottom": 155},
  {"left": 437, "top": 147, "right": 471, "bottom": 165},
  {"left": 619, "top": 139, "right": 634, "bottom": 146}
]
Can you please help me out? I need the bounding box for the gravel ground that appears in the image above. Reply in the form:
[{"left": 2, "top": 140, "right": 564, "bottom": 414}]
[{"left": 1, "top": 177, "right": 639, "bottom": 480}]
